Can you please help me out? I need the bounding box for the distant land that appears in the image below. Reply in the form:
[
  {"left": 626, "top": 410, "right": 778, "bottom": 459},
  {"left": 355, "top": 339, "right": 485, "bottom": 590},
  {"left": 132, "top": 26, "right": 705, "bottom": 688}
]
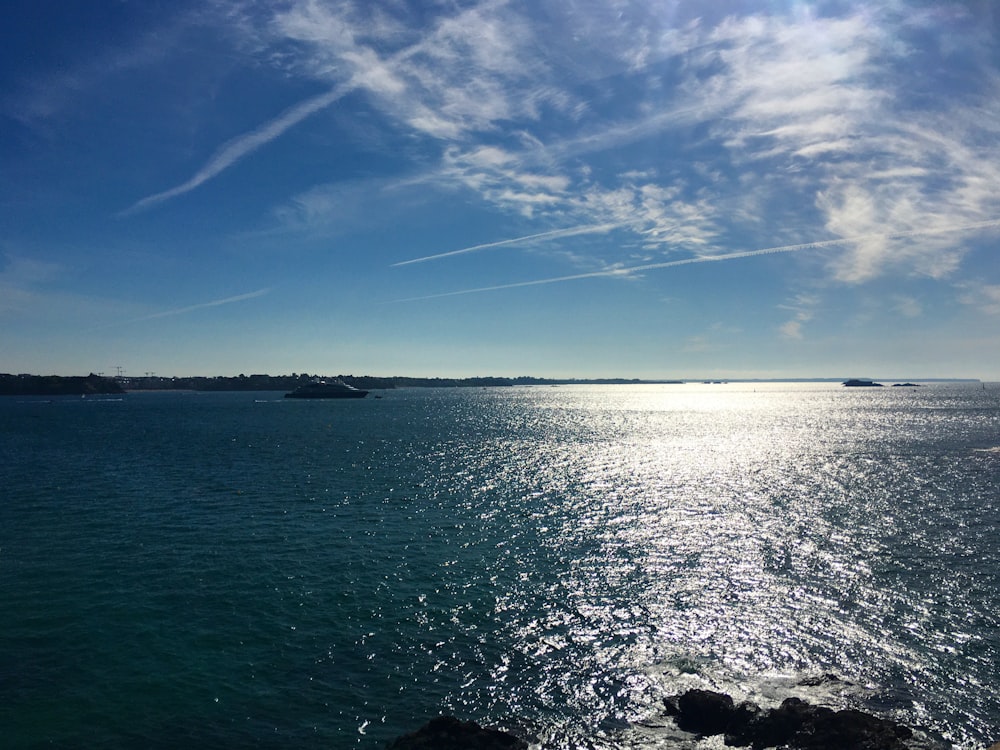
[
  {"left": 0, "top": 373, "right": 127, "bottom": 396},
  {"left": 0, "top": 373, "right": 983, "bottom": 396}
]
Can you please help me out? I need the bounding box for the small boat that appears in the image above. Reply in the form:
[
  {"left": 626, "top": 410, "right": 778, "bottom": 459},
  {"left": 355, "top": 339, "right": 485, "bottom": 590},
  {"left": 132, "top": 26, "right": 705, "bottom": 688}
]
[{"left": 284, "top": 380, "right": 368, "bottom": 399}]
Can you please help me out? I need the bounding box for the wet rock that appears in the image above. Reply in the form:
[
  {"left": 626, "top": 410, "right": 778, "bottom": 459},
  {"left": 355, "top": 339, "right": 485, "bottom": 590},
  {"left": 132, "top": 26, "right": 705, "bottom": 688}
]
[
  {"left": 663, "top": 688, "right": 734, "bottom": 734},
  {"left": 664, "top": 689, "right": 915, "bottom": 749},
  {"left": 663, "top": 689, "right": 759, "bottom": 737},
  {"left": 799, "top": 706, "right": 913, "bottom": 750},
  {"left": 386, "top": 716, "right": 527, "bottom": 750},
  {"left": 797, "top": 673, "right": 844, "bottom": 687}
]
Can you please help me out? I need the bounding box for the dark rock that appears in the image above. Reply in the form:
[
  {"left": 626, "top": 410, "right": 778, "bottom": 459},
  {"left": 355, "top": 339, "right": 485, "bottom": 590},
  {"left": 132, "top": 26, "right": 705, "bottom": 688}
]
[
  {"left": 663, "top": 689, "right": 735, "bottom": 735},
  {"left": 387, "top": 716, "right": 527, "bottom": 750},
  {"left": 733, "top": 697, "right": 819, "bottom": 748},
  {"left": 662, "top": 689, "right": 763, "bottom": 738},
  {"left": 802, "top": 707, "right": 913, "bottom": 750},
  {"left": 797, "top": 673, "right": 844, "bottom": 687},
  {"left": 665, "top": 689, "right": 916, "bottom": 749}
]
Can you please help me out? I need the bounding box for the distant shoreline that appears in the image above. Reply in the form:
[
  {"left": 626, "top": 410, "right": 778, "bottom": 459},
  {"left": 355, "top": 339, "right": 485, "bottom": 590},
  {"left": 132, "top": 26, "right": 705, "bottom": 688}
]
[{"left": 1, "top": 372, "right": 983, "bottom": 396}]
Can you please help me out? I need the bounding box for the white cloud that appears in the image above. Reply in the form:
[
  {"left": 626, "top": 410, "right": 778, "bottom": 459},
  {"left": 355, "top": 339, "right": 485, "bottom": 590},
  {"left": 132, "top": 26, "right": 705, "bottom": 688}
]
[
  {"left": 958, "top": 283, "right": 1000, "bottom": 315},
  {"left": 123, "top": 0, "right": 1000, "bottom": 311},
  {"left": 418, "top": 4, "right": 999, "bottom": 285},
  {"left": 622, "top": 5, "right": 1000, "bottom": 289},
  {"left": 272, "top": 0, "right": 555, "bottom": 139},
  {"left": 780, "top": 320, "right": 804, "bottom": 340},
  {"left": 127, "top": 0, "right": 560, "bottom": 211},
  {"left": 892, "top": 295, "right": 922, "bottom": 318},
  {"left": 778, "top": 293, "right": 818, "bottom": 340}
]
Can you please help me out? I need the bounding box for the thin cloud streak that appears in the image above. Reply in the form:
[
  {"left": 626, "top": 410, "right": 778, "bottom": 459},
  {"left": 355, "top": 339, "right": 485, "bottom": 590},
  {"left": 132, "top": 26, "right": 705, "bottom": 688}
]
[
  {"left": 124, "top": 0, "right": 523, "bottom": 218},
  {"left": 128, "top": 288, "right": 271, "bottom": 322},
  {"left": 122, "top": 86, "right": 351, "bottom": 215},
  {"left": 391, "top": 223, "right": 620, "bottom": 266},
  {"left": 394, "top": 219, "right": 1000, "bottom": 302}
]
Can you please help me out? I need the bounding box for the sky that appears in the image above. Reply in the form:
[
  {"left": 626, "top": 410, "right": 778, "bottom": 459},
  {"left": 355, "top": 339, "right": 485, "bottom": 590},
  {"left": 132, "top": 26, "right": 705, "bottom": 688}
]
[{"left": 2, "top": 0, "right": 999, "bottom": 380}]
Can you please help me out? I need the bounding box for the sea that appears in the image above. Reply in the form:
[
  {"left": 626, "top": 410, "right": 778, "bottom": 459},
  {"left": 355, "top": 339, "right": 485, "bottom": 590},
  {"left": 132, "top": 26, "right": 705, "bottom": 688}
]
[{"left": 2, "top": 382, "right": 998, "bottom": 749}]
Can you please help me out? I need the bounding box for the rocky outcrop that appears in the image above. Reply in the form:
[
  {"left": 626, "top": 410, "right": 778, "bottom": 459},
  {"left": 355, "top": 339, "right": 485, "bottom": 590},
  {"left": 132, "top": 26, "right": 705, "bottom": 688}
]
[
  {"left": 663, "top": 689, "right": 914, "bottom": 749},
  {"left": 386, "top": 716, "right": 527, "bottom": 750}
]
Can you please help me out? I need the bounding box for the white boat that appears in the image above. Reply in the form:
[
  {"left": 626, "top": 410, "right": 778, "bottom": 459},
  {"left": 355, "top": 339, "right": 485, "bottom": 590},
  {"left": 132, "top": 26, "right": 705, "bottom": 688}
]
[{"left": 284, "top": 380, "right": 368, "bottom": 399}]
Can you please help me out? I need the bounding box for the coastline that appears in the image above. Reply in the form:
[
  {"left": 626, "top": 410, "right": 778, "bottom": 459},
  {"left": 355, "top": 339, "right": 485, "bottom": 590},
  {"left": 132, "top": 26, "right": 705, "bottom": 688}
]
[{"left": 0, "top": 371, "right": 983, "bottom": 397}]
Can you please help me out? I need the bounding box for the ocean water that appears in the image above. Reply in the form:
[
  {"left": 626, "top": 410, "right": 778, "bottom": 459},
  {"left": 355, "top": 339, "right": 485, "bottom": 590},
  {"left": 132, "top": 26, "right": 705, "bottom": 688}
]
[{"left": 2, "top": 383, "right": 998, "bottom": 749}]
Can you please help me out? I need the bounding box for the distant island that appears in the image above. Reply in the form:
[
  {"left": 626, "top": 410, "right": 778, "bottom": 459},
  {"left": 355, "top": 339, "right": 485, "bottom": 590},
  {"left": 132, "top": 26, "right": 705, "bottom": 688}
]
[
  {"left": 842, "top": 379, "right": 924, "bottom": 388},
  {"left": 0, "top": 373, "right": 977, "bottom": 396}
]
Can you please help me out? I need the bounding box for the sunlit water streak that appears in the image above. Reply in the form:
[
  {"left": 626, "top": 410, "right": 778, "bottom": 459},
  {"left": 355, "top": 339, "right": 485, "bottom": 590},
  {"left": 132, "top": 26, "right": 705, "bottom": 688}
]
[{"left": 1, "top": 383, "right": 998, "bottom": 748}]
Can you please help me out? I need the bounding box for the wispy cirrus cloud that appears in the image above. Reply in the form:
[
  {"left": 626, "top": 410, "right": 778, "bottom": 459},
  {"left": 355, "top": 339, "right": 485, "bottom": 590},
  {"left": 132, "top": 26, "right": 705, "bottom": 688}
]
[
  {"left": 0, "top": 254, "right": 64, "bottom": 315},
  {"left": 0, "top": 253, "right": 144, "bottom": 326},
  {"left": 429, "top": 143, "right": 721, "bottom": 253},
  {"left": 123, "top": 85, "right": 351, "bottom": 215},
  {"left": 127, "top": 288, "right": 270, "bottom": 322},
  {"left": 128, "top": 0, "right": 1000, "bottom": 313},
  {"left": 127, "top": 0, "right": 559, "bottom": 213},
  {"left": 957, "top": 282, "right": 1000, "bottom": 315},
  {"left": 0, "top": 250, "right": 269, "bottom": 327},
  {"left": 892, "top": 295, "right": 923, "bottom": 318},
  {"left": 4, "top": 12, "right": 193, "bottom": 126},
  {"left": 271, "top": 0, "right": 556, "bottom": 137},
  {"left": 675, "top": 6, "right": 1000, "bottom": 285},
  {"left": 393, "top": 219, "right": 1000, "bottom": 302},
  {"left": 778, "top": 293, "right": 820, "bottom": 340},
  {"left": 392, "top": 224, "right": 619, "bottom": 266},
  {"left": 358, "top": 3, "right": 999, "bottom": 286}
]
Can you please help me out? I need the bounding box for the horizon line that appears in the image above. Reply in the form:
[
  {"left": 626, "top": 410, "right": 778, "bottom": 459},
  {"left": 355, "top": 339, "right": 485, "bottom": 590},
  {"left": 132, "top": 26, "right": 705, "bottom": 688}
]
[{"left": 4, "top": 372, "right": 984, "bottom": 383}]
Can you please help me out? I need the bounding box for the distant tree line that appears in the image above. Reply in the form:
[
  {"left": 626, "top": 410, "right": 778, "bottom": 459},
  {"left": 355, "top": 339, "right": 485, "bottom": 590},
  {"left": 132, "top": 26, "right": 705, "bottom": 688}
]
[
  {"left": 0, "top": 373, "right": 125, "bottom": 396},
  {"left": 123, "top": 374, "right": 397, "bottom": 391},
  {"left": 124, "top": 374, "right": 679, "bottom": 390},
  {"left": 2, "top": 372, "right": 685, "bottom": 395}
]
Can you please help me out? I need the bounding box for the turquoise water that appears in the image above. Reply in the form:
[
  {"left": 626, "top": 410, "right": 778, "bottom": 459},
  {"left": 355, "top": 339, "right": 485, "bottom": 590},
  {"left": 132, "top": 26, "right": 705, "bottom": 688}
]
[{"left": 2, "top": 384, "right": 999, "bottom": 748}]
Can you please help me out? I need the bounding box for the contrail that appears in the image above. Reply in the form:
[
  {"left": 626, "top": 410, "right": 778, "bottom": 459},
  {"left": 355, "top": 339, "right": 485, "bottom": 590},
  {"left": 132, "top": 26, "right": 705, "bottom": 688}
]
[
  {"left": 120, "top": 8, "right": 477, "bottom": 217},
  {"left": 128, "top": 288, "right": 270, "bottom": 322},
  {"left": 393, "top": 218, "right": 1000, "bottom": 302},
  {"left": 121, "top": 85, "right": 351, "bottom": 215},
  {"left": 391, "top": 223, "right": 620, "bottom": 266}
]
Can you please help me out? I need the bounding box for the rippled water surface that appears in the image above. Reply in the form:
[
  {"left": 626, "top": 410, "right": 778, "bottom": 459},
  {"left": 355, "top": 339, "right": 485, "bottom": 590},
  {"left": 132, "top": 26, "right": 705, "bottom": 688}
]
[{"left": 2, "top": 383, "right": 999, "bottom": 748}]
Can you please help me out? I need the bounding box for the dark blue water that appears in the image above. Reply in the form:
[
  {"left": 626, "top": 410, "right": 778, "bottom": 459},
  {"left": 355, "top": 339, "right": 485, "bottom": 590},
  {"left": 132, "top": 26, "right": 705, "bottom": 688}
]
[{"left": 2, "top": 384, "right": 999, "bottom": 748}]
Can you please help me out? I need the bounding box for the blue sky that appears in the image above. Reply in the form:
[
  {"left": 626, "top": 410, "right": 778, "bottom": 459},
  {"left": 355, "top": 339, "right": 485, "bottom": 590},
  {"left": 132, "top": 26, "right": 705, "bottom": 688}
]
[{"left": 2, "top": 0, "right": 999, "bottom": 379}]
